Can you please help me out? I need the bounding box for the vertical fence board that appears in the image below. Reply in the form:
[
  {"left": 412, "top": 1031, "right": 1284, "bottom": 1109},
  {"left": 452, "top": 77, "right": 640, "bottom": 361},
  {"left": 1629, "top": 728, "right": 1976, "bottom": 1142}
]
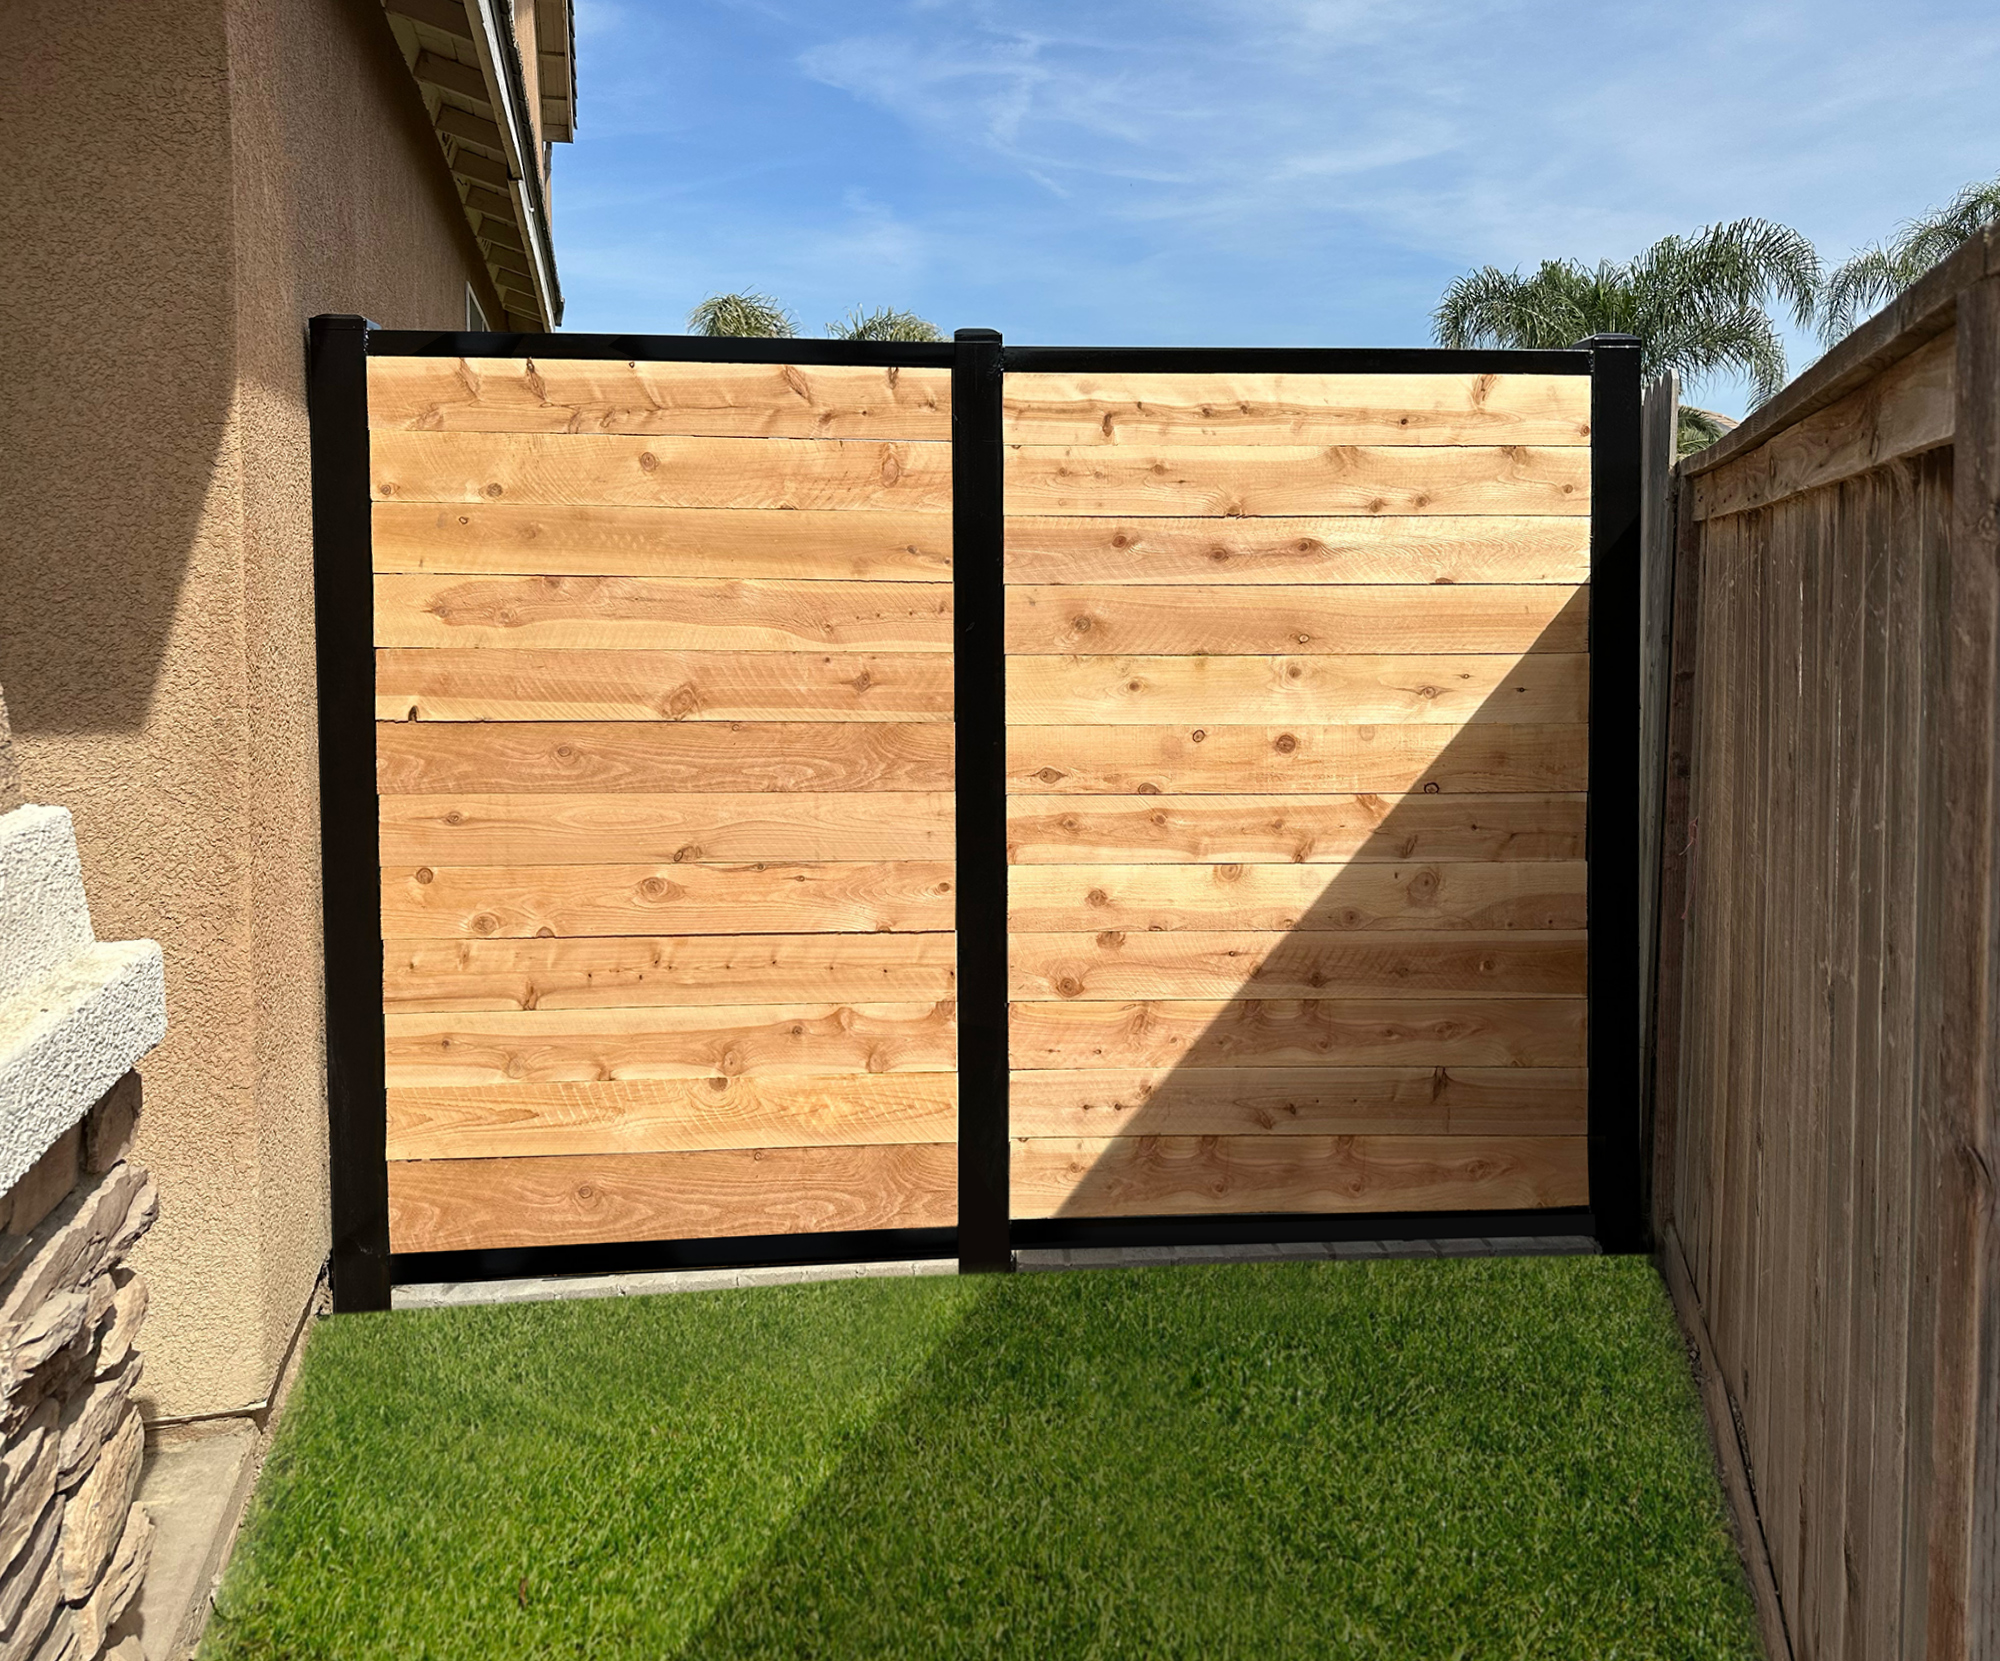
[{"left": 1656, "top": 222, "right": 2000, "bottom": 1658}]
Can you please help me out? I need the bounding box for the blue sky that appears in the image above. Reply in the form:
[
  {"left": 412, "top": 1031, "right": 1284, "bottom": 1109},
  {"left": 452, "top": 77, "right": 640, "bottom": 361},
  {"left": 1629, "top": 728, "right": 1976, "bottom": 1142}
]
[{"left": 553, "top": 0, "right": 1999, "bottom": 413}]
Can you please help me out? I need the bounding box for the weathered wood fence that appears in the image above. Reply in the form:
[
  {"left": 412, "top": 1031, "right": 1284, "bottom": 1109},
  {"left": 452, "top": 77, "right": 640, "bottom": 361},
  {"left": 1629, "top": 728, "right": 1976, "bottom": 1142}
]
[{"left": 1652, "top": 226, "right": 2000, "bottom": 1658}]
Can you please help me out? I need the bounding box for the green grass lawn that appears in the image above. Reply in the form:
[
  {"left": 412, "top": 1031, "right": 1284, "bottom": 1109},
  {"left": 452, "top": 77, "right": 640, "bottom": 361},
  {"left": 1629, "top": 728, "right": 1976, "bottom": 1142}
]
[{"left": 205, "top": 1256, "right": 1758, "bottom": 1660}]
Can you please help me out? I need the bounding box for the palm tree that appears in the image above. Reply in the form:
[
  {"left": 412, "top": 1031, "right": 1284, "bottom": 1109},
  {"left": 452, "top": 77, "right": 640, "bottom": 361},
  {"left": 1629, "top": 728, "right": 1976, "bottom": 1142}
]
[
  {"left": 1821, "top": 176, "right": 2000, "bottom": 342},
  {"left": 827, "top": 306, "right": 944, "bottom": 343},
  {"left": 1434, "top": 219, "right": 1820, "bottom": 453},
  {"left": 687, "top": 291, "right": 798, "bottom": 338}
]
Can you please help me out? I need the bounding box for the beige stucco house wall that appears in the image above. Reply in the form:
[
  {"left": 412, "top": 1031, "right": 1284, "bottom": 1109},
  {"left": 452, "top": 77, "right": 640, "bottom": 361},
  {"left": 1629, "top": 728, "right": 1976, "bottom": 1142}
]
[{"left": 0, "top": 0, "right": 572, "bottom": 1420}]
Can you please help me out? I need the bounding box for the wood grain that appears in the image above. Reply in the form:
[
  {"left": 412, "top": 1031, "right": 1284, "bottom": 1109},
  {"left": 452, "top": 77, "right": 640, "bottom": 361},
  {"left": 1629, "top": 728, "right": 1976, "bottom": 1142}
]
[
  {"left": 1010, "top": 1133, "right": 1588, "bottom": 1219},
  {"left": 371, "top": 501, "right": 952, "bottom": 581},
  {"left": 1002, "top": 515, "right": 1588, "bottom": 586},
  {"left": 374, "top": 574, "right": 952, "bottom": 651},
  {"left": 387, "top": 1142, "right": 957, "bottom": 1251},
  {"left": 1007, "top": 652, "right": 1587, "bottom": 726},
  {"left": 377, "top": 722, "right": 955, "bottom": 793},
  {"left": 384, "top": 932, "right": 957, "bottom": 1011},
  {"left": 1007, "top": 1065, "right": 1587, "bottom": 1137},
  {"left": 383, "top": 1001, "right": 957, "bottom": 1084},
  {"left": 1690, "top": 331, "right": 1955, "bottom": 521},
  {"left": 1005, "top": 583, "right": 1586, "bottom": 655},
  {"left": 1008, "top": 930, "right": 1586, "bottom": 999},
  {"left": 387, "top": 1073, "right": 958, "bottom": 1159},
  {"left": 1007, "top": 792, "right": 1585, "bottom": 864},
  {"left": 1007, "top": 861, "right": 1585, "bottom": 933},
  {"left": 377, "top": 649, "right": 953, "bottom": 722},
  {"left": 1008, "top": 997, "right": 1586, "bottom": 1069},
  {"left": 379, "top": 791, "right": 952, "bottom": 864},
  {"left": 371, "top": 430, "right": 954, "bottom": 511},
  {"left": 1001, "top": 373, "right": 1591, "bottom": 447},
  {"left": 382, "top": 860, "right": 955, "bottom": 938},
  {"left": 1006, "top": 723, "right": 1588, "bottom": 795},
  {"left": 367, "top": 357, "right": 951, "bottom": 440},
  {"left": 1004, "top": 444, "right": 1589, "bottom": 516}
]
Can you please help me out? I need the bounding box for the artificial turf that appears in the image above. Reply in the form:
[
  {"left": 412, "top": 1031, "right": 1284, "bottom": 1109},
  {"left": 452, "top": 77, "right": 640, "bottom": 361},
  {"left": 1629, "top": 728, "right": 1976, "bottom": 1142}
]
[{"left": 205, "top": 1256, "right": 1759, "bottom": 1660}]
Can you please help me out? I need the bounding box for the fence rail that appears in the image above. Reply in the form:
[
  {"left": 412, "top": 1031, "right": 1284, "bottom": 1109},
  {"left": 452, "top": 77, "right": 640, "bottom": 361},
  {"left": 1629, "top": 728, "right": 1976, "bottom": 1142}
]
[{"left": 1652, "top": 225, "right": 2000, "bottom": 1660}]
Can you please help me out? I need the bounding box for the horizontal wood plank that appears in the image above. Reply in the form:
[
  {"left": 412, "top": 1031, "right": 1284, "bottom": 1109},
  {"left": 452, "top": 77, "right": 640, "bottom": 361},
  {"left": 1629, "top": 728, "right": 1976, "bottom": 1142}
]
[
  {"left": 377, "top": 722, "right": 955, "bottom": 794},
  {"left": 1007, "top": 652, "right": 1586, "bottom": 725},
  {"left": 371, "top": 501, "right": 952, "bottom": 581},
  {"left": 1011, "top": 1133, "right": 1588, "bottom": 1218},
  {"left": 379, "top": 791, "right": 952, "bottom": 864},
  {"left": 1008, "top": 930, "right": 1587, "bottom": 999},
  {"left": 384, "top": 1001, "right": 957, "bottom": 1084},
  {"left": 1008, "top": 997, "right": 1587, "bottom": 1069},
  {"left": 382, "top": 860, "right": 954, "bottom": 939},
  {"left": 384, "top": 932, "right": 957, "bottom": 1011},
  {"left": 1006, "top": 792, "right": 1585, "bottom": 864},
  {"left": 1008, "top": 861, "right": 1585, "bottom": 933},
  {"left": 377, "top": 649, "right": 953, "bottom": 722},
  {"left": 1004, "top": 444, "right": 1589, "bottom": 517},
  {"left": 1001, "top": 373, "right": 1591, "bottom": 447},
  {"left": 1008, "top": 1066, "right": 1587, "bottom": 1137},
  {"left": 387, "top": 1142, "right": 957, "bottom": 1251},
  {"left": 1004, "top": 584, "right": 1586, "bottom": 655},
  {"left": 367, "top": 357, "right": 951, "bottom": 440},
  {"left": 386, "top": 1073, "right": 958, "bottom": 1159},
  {"left": 374, "top": 575, "right": 952, "bottom": 652},
  {"left": 1006, "top": 723, "right": 1588, "bottom": 795},
  {"left": 372, "top": 430, "right": 953, "bottom": 511},
  {"left": 1003, "top": 516, "right": 1588, "bottom": 585}
]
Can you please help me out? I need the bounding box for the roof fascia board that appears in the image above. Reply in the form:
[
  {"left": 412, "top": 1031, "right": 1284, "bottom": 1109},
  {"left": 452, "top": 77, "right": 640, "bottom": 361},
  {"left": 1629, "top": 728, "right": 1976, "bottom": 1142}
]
[{"left": 459, "top": 0, "right": 563, "bottom": 324}]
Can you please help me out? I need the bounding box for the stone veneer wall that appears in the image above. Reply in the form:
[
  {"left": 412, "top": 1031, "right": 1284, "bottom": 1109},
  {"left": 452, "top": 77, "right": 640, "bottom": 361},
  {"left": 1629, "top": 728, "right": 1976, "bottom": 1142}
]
[
  {"left": 0, "top": 1082, "right": 157, "bottom": 1661},
  {"left": 0, "top": 687, "right": 167, "bottom": 1659}
]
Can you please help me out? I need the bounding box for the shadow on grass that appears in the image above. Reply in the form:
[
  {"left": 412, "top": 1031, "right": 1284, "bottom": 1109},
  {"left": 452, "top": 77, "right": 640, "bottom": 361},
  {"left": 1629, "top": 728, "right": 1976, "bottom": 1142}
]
[{"left": 680, "top": 1258, "right": 1757, "bottom": 1661}]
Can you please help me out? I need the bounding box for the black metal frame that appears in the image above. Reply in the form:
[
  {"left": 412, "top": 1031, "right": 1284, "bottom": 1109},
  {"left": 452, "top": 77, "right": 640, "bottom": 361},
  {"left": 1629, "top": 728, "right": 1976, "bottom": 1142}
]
[
  {"left": 311, "top": 320, "right": 1644, "bottom": 1306},
  {"left": 1580, "top": 335, "right": 1647, "bottom": 1253},
  {"left": 309, "top": 316, "right": 393, "bottom": 1312},
  {"left": 951, "top": 330, "right": 1013, "bottom": 1272}
]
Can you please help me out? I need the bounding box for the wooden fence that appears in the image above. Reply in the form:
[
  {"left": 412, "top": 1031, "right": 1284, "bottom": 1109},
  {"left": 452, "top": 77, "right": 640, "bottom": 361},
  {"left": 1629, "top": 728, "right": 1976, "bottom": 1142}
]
[
  {"left": 999, "top": 368, "right": 1596, "bottom": 1220},
  {"left": 308, "top": 323, "right": 1644, "bottom": 1305},
  {"left": 364, "top": 355, "right": 961, "bottom": 1255},
  {"left": 1652, "top": 226, "right": 2000, "bottom": 1658}
]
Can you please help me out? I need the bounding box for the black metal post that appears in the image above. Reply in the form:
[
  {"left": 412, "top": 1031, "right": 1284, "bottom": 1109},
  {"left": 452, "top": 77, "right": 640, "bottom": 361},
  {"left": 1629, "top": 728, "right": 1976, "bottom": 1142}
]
[
  {"left": 952, "top": 328, "right": 1012, "bottom": 1273},
  {"left": 1583, "top": 333, "right": 1647, "bottom": 1253},
  {"left": 308, "top": 314, "right": 392, "bottom": 1312}
]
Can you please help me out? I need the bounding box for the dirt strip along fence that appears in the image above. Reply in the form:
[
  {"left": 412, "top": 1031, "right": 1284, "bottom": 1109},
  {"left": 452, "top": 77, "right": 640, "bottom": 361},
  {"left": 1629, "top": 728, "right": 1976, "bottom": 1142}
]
[
  {"left": 307, "top": 321, "right": 1646, "bottom": 1307},
  {"left": 1651, "top": 226, "right": 2000, "bottom": 1659}
]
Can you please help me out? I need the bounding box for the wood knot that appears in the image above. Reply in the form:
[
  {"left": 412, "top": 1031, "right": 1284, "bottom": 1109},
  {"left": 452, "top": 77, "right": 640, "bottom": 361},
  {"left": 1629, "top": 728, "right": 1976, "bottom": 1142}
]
[
  {"left": 1273, "top": 733, "right": 1298, "bottom": 754},
  {"left": 414, "top": 867, "right": 434, "bottom": 884}
]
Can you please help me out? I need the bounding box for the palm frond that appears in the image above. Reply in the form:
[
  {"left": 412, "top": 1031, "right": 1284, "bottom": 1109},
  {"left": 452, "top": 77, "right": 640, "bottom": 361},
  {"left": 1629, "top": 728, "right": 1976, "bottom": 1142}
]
[
  {"left": 687, "top": 291, "right": 798, "bottom": 338},
  {"left": 1821, "top": 176, "right": 2000, "bottom": 344},
  {"left": 827, "top": 307, "right": 944, "bottom": 343},
  {"left": 1435, "top": 218, "right": 1816, "bottom": 408},
  {"left": 1676, "top": 406, "right": 1729, "bottom": 458}
]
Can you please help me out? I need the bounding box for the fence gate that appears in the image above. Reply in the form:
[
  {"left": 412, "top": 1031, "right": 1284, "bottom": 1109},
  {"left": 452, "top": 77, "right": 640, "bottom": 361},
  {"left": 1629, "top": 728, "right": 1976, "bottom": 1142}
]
[{"left": 309, "top": 317, "right": 1640, "bottom": 1310}]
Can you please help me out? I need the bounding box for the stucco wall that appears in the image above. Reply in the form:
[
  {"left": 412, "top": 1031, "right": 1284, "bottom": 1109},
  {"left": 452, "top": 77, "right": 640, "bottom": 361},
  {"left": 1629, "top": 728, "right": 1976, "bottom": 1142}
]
[{"left": 0, "top": 0, "right": 507, "bottom": 1417}]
